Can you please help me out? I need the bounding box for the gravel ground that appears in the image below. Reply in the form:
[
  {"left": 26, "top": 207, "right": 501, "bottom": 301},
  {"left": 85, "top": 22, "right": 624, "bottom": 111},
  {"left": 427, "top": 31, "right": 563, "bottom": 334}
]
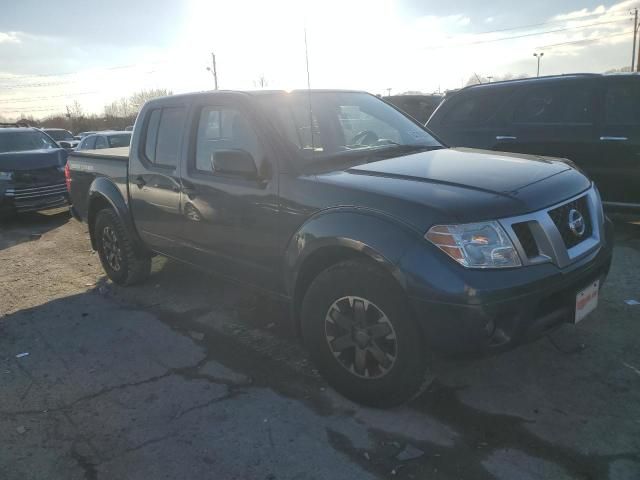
[{"left": 1, "top": 208, "right": 639, "bottom": 480}]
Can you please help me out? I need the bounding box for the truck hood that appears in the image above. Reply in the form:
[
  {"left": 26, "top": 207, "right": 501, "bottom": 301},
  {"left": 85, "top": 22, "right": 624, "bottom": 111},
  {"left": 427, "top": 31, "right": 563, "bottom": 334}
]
[
  {"left": 348, "top": 147, "right": 571, "bottom": 194},
  {"left": 314, "top": 147, "right": 591, "bottom": 225},
  {"left": 0, "top": 149, "right": 68, "bottom": 171}
]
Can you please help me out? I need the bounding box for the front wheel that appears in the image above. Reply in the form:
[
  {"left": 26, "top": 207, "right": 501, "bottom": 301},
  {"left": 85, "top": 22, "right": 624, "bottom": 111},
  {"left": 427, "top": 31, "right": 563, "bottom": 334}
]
[
  {"left": 94, "top": 208, "right": 150, "bottom": 285},
  {"left": 301, "top": 259, "right": 431, "bottom": 407}
]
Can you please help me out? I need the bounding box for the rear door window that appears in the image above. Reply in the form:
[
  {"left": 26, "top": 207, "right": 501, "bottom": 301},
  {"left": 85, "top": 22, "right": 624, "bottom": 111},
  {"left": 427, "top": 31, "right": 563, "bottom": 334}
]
[
  {"left": 94, "top": 136, "right": 107, "bottom": 149},
  {"left": 143, "top": 106, "right": 186, "bottom": 167},
  {"left": 512, "top": 83, "right": 596, "bottom": 125},
  {"left": 82, "top": 136, "right": 96, "bottom": 150}
]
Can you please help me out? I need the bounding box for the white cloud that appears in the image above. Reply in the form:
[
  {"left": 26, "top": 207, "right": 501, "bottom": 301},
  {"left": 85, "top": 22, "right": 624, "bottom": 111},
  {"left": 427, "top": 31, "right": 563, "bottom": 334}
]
[{"left": 0, "top": 32, "right": 21, "bottom": 44}]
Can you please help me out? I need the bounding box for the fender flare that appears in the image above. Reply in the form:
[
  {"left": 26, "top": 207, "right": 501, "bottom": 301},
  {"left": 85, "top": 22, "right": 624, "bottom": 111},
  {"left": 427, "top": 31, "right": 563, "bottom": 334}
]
[
  {"left": 284, "top": 207, "right": 423, "bottom": 300},
  {"left": 87, "top": 177, "right": 147, "bottom": 254}
]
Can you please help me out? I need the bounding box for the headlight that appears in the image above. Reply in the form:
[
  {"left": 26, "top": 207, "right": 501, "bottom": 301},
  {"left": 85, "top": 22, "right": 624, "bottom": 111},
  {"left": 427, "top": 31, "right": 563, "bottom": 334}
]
[
  {"left": 425, "top": 221, "right": 521, "bottom": 268},
  {"left": 0, "top": 171, "right": 13, "bottom": 181}
]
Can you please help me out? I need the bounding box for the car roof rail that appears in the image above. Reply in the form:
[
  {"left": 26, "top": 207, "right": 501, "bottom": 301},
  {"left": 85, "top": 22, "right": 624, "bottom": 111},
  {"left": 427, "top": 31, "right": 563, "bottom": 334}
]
[
  {"left": 461, "top": 73, "right": 602, "bottom": 90},
  {"left": 0, "top": 121, "right": 31, "bottom": 128}
]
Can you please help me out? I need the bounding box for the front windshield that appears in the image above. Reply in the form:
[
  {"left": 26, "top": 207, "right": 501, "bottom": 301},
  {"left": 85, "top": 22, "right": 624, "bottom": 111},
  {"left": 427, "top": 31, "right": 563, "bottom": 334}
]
[
  {"left": 108, "top": 133, "right": 132, "bottom": 148},
  {"left": 0, "top": 130, "right": 59, "bottom": 153},
  {"left": 45, "top": 129, "right": 73, "bottom": 141},
  {"left": 258, "top": 92, "right": 441, "bottom": 164}
]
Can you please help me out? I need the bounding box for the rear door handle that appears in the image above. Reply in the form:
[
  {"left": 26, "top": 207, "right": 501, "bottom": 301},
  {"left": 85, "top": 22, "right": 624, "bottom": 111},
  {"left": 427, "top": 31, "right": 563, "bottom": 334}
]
[
  {"left": 496, "top": 135, "right": 517, "bottom": 141},
  {"left": 134, "top": 176, "right": 146, "bottom": 188},
  {"left": 600, "top": 136, "right": 628, "bottom": 141}
]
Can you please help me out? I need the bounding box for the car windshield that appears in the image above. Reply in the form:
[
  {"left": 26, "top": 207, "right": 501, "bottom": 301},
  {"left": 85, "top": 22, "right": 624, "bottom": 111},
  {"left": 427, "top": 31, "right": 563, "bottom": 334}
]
[
  {"left": 44, "top": 129, "right": 74, "bottom": 141},
  {"left": 108, "top": 133, "right": 132, "bottom": 148},
  {"left": 258, "top": 92, "right": 442, "bottom": 165},
  {"left": 0, "top": 130, "right": 59, "bottom": 153}
]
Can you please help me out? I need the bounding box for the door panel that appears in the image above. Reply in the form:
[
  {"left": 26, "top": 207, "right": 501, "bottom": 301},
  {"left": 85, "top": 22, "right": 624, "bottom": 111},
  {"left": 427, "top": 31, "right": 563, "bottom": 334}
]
[
  {"left": 597, "top": 78, "right": 640, "bottom": 205},
  {"left": 128, "top": 106, "right": 186, "bottom": 255},
  {"left": 178, "top": 103, "right": 280, "bottom": 290},
  {"left": 494, "top": 80, "right": 600, "bottom": 180}
]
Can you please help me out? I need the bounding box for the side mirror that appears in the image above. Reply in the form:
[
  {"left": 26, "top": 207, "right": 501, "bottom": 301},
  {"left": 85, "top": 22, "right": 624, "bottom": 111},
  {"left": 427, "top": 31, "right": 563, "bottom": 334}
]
[
  {"left": 212, "top": 149, "right": 258, "bottom": 179},
  {"left": 59, "top": 141, "right": 73, "bottom": 149}
]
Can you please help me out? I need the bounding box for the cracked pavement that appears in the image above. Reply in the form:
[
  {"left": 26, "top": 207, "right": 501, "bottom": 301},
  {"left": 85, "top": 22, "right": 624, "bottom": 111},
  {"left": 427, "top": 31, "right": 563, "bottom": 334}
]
[{"left": 1, "top": 209, "right": 639, "bottom": 480}]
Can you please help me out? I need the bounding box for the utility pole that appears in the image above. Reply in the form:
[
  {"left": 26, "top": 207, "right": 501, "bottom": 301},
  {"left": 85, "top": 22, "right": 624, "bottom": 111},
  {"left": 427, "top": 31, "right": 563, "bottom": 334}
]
[
  {"left": 533, "top": 52, "right": 544, "bottom": 77},
  {"left": 487, "top": 76, "right": 494, "bottom": 83},
  {"left": 632, "top": 9, "right": 638, "bottom": 71},
  {"left": 385, "top": 88, "right": 392, "bottom": 96},
  {"left": 206, "top": 52, "right": 218, "bottom": 90}
]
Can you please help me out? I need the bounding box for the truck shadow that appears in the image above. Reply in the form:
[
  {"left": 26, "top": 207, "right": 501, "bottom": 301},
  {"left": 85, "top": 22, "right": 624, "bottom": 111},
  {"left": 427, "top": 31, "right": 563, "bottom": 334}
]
[{"left": 0, "top": 208, "right": 70, "bottom": 252}]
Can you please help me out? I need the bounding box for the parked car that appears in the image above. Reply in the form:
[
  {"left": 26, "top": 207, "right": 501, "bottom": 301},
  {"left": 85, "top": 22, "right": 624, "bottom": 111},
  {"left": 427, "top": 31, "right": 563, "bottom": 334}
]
[
  {"left": 67, "top": 90, "right": 613, "bottom": 406},
  {"left": 426, "top": 73, "right": 640, "bottom": 212},
  {"left": 383, "top": 94, "right": 443, "bottom": 124},
  {"left": 41, "top": 128, "right": 79, "bottom": 150},
  {"left": 76, "top": 131, "right": 132, "bottom": 151},
  {"left": 0, "top": 124, "right": 69, "bottom": 218},
  {"left": 75, "top": 131, "right": 97, "bottom": 141}
]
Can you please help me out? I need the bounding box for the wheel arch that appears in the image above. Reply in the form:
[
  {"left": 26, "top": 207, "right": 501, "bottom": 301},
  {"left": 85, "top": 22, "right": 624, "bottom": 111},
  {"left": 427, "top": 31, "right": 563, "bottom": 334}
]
[
  {"left": 87, "top": 177, "right": 146, "bottom": 254},
  {"left": 285, "top": 209, "right": 419, "bottom": 335}
]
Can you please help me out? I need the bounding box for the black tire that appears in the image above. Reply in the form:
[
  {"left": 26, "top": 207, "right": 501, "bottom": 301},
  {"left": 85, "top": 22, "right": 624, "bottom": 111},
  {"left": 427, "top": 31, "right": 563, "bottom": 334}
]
[
  {"left": 94, "top": 208, "right": 150, "bottom": 286},
  {"left": 301, "top": 258, "right": 430, "bottom": 407}
]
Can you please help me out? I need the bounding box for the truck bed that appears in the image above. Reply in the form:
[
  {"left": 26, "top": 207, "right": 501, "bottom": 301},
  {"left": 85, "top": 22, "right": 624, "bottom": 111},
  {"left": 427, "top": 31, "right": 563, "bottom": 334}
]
[{"left": 67, "top": 147, "right": 130, "bottom": 221}]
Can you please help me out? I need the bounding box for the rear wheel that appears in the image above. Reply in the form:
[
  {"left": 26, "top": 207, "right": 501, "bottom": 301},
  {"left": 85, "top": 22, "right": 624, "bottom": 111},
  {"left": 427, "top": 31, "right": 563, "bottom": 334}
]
[
  {"left": 94, "top": 208, "right": 150, "bottom": 285},
  {"left": 301, "top": 258, "right": 430, "bottom": 407}
]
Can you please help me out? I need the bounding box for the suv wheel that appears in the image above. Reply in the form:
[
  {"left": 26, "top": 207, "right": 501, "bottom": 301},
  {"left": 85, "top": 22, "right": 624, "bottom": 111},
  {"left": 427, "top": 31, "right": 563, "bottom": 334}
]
[
  {"left": 94, "top": 208, "right": 150, "bottom": 285},
  {"left": 301, "top": 258, "right": 430, "bottom": 407}
]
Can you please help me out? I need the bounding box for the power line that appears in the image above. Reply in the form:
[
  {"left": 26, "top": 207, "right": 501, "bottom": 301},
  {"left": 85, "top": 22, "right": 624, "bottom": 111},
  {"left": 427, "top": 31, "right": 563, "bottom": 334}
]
[
  {"left": 0, "top": 61, "right": 168, "bottom": 81},
  {"left": 0, "top": 91, "right": 100, "bottom": 104},
  {"left": 535, "top": 30, "right": 633, "bottom": 49},
  {"left": 425, "top": 17, "right": 631, "bottom": 49},
  {"left": 0, "top": 69, "right": 159, "bottom": 90},
  {"left": 472, "top": 13, "right": 629, "bottom": 36}
]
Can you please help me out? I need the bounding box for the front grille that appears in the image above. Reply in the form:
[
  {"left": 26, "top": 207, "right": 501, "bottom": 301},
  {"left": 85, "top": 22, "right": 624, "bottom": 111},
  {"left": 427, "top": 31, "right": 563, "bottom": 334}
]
[
  {"left": 6, "top": 183, "right": 68, "bottom": 201},
  {"left": 512, "top": 222, "right": 539, "bottom": 258},
  {"left": 548, "top": 195, "right": 592, "bottom": 249},
  {"left": 6, "top": 183, "right": 68, "bottom": 211}
]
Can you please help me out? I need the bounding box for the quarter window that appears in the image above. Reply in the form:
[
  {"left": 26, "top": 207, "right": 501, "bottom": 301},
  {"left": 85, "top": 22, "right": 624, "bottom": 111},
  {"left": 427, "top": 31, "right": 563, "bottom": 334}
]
[{"left": 195, "top": 107, "right": 261, "bottom": 173}]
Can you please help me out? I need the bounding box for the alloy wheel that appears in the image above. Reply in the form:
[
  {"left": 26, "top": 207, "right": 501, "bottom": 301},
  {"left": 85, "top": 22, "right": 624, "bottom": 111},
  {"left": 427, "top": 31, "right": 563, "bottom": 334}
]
[{"left": 324, "top": 296, "right": 398, "bottom": 379}]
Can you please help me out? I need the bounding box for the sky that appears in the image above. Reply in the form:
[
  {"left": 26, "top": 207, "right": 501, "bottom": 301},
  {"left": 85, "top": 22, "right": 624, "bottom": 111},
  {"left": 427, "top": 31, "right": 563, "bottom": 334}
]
[{"left": 1, "top": 0, "right": 639, "bottom": 119}]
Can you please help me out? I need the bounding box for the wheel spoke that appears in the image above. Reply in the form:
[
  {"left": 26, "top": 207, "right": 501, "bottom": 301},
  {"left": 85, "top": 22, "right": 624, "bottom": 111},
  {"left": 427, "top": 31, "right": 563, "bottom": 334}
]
[
  {"left": 367, "top": 322, "right": 393, "bottom": 339},
  {"left": 367, "top": 342, "right": 392, "bottom": 369},
  {"left": 352, "top": 298, "right": 366, "bottom": 326},
  {"left": 329, "top": 307, "right": 354, "bottom": 330},
  {"left": 330, "top": 334, "right": 355, "bottom": 353},
  {"left": 354, "top": 347, "right": 367, "bottom": 375}
]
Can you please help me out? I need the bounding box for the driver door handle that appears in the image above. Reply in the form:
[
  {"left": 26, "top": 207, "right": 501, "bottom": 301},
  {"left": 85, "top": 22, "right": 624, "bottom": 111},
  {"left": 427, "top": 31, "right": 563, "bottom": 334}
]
[
  {"left": 600, "top": 136, "right": 628, "bottom": 141},
  {"left": 496, "top": 135, "right": 517, "bottom": 141},
  {"left": 134, "top": 176, "right": 146, "bottom": 188}
]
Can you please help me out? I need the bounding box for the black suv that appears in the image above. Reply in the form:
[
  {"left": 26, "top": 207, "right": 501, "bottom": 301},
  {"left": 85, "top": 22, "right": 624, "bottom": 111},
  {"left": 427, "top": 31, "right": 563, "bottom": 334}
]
[{"left": 426, "top": 73, "right": 640, "bottom": 212}]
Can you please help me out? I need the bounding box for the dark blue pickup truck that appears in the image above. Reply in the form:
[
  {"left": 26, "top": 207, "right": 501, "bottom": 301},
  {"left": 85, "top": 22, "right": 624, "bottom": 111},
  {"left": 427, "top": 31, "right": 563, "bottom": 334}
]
[
  {"left": 67, "top": 90, "right": 613, "bottom": 406},
  {"left": 0, "top": 125, "right": 69, "bottom": 219}
]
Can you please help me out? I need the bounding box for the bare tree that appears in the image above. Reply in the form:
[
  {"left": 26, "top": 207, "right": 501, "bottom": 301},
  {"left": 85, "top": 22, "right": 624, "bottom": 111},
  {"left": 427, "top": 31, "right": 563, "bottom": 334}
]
[{"left": 253, "top": 75, "right": 268, "bottom": 89}]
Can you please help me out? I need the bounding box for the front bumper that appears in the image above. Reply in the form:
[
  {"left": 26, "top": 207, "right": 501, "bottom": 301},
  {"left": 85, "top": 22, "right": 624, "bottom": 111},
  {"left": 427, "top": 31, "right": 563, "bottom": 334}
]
[
  {"left": 1, "top": 182, "right": 69, "bottom": 215},
  {"left": 404, "top": 217, "right": 614, "bottom": 356}
]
